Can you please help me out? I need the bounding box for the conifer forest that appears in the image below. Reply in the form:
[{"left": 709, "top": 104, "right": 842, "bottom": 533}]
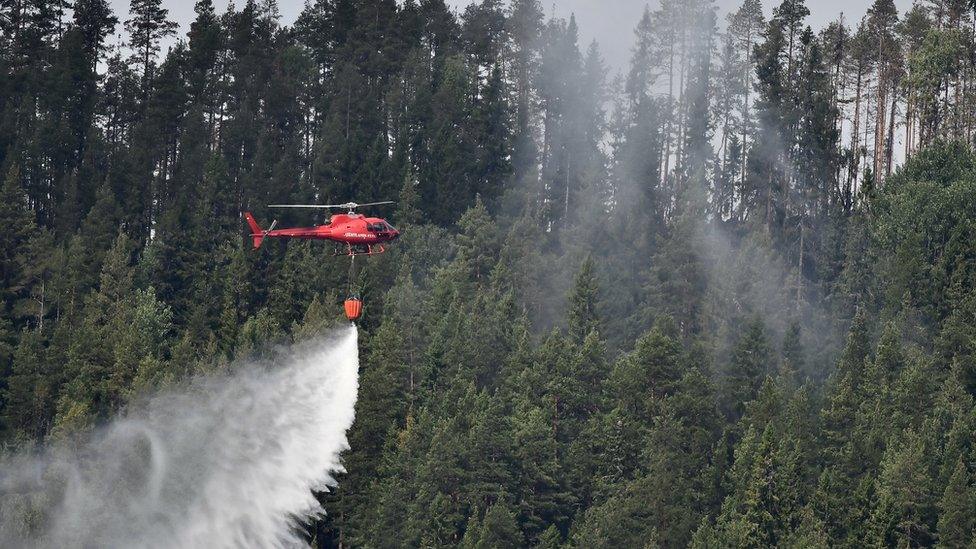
[{"left": 6, "top": 0, "right": 976, "bottom": 546}]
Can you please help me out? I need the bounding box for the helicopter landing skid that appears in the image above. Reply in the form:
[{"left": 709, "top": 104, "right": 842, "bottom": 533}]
[{"left": 334, "top": 244, "right": 386, "bottom": 257}]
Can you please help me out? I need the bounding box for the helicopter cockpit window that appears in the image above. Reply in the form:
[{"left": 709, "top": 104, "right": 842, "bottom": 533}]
[{"left": 367, "top": 223, "right": 385, "bottom": 232}]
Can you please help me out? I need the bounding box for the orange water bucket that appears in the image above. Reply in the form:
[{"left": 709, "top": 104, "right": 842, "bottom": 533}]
[{"left": 344, "top": 297, "right": 363, "bottom": 321}]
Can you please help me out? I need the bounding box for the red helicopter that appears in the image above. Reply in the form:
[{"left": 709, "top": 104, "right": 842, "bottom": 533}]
[
  {"left": 244, "top": 201, "right": 400, "bottom": 322},
  {"left": 243, "top": 201, "right": 400, "bottom": 256}
]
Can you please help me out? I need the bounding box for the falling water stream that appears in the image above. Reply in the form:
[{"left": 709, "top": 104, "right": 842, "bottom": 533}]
[{"left": 0, "top": 327, "right": 360, "bottom": 549}]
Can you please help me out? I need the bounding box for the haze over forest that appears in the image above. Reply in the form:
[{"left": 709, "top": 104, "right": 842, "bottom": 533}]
[
  {"left": 4, "top": 0, "right": 976, "bottom": 547},
  {"left": 116, "top": 0, "right": 917, "bottom": 71}
]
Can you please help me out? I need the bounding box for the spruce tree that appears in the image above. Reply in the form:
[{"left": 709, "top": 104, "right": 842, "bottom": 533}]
[
  {"left": 936, "top": 458, "right": 975, "bottom": 547},
  {"left": 1, "top": 329, "right": 51, "bottom": 439},
  {"left": 470, "top": 501, "right": 523, "bottom": 548},
  {"left": 0, "top": 166, "right": 38, "bottom": 328},
  {"left": 567, "top": 257, "right": 600, "bottom": 344},
  {"left": 725, "top": 318, "right": 772, "bottom": 419},
  {"left": 868, "top": 428, "right": 938, "bottom": 547}
]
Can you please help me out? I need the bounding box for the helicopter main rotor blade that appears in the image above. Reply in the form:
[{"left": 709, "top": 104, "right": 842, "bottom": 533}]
[
  {"left": 355, "top": 201, "right": 396, "bottom": 207},
  {"left": 267, "top": 201, "right": 396, "bottom": 209},
  {"left": 267, "top": 204, "right": 346, "bottom": 209}
]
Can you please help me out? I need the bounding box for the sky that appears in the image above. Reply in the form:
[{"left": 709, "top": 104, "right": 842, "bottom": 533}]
[{"left": 109, "top": 0, "right": 917, "bottom": 71}]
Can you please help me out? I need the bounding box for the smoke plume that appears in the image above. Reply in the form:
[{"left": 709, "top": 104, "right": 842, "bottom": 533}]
[{"left": 0, "top": 327, "right": 360, "bottom": 549}]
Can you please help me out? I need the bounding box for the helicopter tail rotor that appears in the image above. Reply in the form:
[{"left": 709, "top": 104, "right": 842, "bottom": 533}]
[
  {"left": 244, "top": 212, "right": 264, "bottom": 249},
  {"left": 243, "top": 213, "right": 279, "bottom": 249}
]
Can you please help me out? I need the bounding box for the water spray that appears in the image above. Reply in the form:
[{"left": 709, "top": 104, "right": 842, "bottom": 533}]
[{"left": 0, "top": 327, "right": 360, "bottom": 549}]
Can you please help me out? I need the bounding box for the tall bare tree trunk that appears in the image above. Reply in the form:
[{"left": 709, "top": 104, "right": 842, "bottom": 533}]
[
  {"left": 796, "top": 222, "right": 804, "bottom": 312},
  {"left": 662, "top": 33, "right": 676, "bottom": 187},
  {"left": 886, "top": 92, "right": 897, "bottom": 178},
  {"left": 848, "top": 68, "right": 864, "bottom": 208},
  {"left": 675, "top": 21, "right": 689, "bottom": 183},
  {"left": 740, "top": 23, "right": 756, "bottom": 197},
  {"left": 873, "top": 79, "right": 887, "bottom": 183},
  {"left": 905, "top": 88, "right": 913, "bottom": 159},
  {"left": 833, "top": 35, "right": 847, "bottom": 197}
]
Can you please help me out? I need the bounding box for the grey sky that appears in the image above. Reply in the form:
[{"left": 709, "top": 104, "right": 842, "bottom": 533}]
[{"left": 110, "top": 0, "right": 916, "bottom": 71}]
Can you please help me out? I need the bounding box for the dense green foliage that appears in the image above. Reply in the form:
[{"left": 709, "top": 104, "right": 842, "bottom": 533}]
[{"left": 3, "top": 0, "right": 976, "bottom": 546}]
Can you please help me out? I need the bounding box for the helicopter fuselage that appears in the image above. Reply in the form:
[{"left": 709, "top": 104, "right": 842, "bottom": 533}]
[{"left": 244, "top": 212, "right": 399, "bottom": 251}]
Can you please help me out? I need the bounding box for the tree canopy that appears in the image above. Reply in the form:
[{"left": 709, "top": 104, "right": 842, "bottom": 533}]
[{"left": 2, "top": 0, "right": 976, "bottom": 546}]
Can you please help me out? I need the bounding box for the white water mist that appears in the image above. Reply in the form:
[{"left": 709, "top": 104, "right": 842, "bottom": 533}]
[{"left": 0, "top": 326, "right": 360, "bottom": 549}]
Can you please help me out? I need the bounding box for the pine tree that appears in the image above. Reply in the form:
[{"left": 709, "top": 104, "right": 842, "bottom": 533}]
[
  {"left": 73, "top": 0, "right": 118, "bottom": 68},
  {"left": 424, "top": 56, "right": 478, "bottom": 225},
  {"left": 727, "top": 0, "right": 766, "bottom": 200},
  {"left": 537, "top": 14, "right": 583, "bottom": 228},
  {"left": 125, "top": 0, "right": 178, "bottom": 89},
  {"left": 472, "top": 62, "right": 511, "bottom": 204},
  {"left": 773, "top": 0, "right": 811, "bottom": 74},
  {"left": 187, "top": 0, "right": 223, "bottom": 104},
  {"left": 899, "top": 4, "right": 933, "bottom": 158},
  {"left": 459, "top": 0, "right": 506, "bottom": 70},
  {"left": 507, "top": 0, "right": 544, "bottom": 178},
  {"left": 795, "top": 26, "right": 840, "bottom": 223},
  {"left": 865, "top": 0, "right": 902, "bottom": 182},
  {"left": 749, "top": 16, "right": 788, "bottom": 230}
]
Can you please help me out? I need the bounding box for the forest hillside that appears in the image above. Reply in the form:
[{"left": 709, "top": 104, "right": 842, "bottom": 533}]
[{"left": 3, "top": 0, "right": 976, "bottom": 547}]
